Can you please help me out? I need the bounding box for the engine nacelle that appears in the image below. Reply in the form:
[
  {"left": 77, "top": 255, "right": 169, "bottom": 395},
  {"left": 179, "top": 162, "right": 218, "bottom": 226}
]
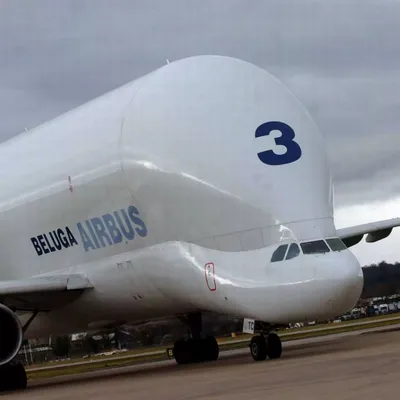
[{"left": 0, "top": 304, "right": 23, "bottom": 366}]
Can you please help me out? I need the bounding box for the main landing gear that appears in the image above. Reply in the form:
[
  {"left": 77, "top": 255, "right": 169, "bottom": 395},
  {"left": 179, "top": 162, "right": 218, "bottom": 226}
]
[
  {"left": 249, "top": 332, "right": 282, "bottom": 361},
  {"left": 173, "top": 312, "right": 219, "bottom": 364}
]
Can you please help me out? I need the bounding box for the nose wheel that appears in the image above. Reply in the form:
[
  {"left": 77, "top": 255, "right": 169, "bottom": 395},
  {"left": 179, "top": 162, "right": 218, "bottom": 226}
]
[{"left": 250, "top": 332, "right": 282, "bottom": 361}]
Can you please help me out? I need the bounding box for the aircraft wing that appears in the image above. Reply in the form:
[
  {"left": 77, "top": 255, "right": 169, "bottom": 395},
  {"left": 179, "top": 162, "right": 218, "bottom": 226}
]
[
  {"left": 0, "top": 274, "right": 93, "bottom": 312},
  {"left": 337, "top": 217, "right": 400, "bottom": 248}
]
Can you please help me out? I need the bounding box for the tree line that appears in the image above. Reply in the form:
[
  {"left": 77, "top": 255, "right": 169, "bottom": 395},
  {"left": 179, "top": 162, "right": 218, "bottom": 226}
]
[{"left": 361, "top": 261, "right": 400, "bottom": 298}]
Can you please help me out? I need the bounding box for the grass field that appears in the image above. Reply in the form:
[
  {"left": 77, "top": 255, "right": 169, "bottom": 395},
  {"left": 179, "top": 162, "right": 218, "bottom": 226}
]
[{"left": 26, "top": 314, "right": 400, "bottom": 381}]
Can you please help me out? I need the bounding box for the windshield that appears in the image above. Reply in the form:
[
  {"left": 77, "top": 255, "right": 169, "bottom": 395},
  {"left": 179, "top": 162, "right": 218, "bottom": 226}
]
[
  {"left": 286, "top": 243, "right": 300, "bottom": 260},
  {"left": 300, "top": 240, "right": 330, "bottom": 254},
  {"left": 271, "top": 244, "right": 288, "bottom": 262},
  {"left": 326, "top": 238, "right": 347, "bottom": 252}
]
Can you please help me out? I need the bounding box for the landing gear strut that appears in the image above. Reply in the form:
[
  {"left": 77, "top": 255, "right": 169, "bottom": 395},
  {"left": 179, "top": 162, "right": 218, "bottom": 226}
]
[{"left": 173, "top": 312, "right": 219, "bottom": 364}]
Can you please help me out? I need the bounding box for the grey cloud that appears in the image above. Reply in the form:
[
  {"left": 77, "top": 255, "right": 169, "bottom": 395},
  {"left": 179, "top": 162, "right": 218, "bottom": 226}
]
[
  {"left": 1, "top": 0, "right": 400, "bottom": 208},
  {"left": 282, "top": 71, "right": 400, "bottom": 206}
]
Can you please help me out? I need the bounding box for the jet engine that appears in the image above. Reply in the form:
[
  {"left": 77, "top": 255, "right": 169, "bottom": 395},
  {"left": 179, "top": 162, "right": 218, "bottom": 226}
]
[{"left": 0, "top": 304, "right": 23, "bottom": 365}]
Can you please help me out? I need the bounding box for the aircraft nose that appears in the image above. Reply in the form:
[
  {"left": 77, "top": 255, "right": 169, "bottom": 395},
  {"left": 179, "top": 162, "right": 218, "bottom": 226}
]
[{"left": 316, "top": 250, "right": 364, "bottom": 317}]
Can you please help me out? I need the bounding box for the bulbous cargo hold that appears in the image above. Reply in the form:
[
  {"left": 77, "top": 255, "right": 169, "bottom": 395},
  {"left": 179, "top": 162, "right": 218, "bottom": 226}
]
[
  {"left": 119, "top": 55, "right": 335, "bottom": 250},
  {"left": 0, "top": 55, "right": 334, "bottom": 276}
]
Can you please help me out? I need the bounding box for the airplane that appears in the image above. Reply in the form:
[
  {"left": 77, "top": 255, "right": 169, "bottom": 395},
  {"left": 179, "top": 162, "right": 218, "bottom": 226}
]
[{"left": 0, "top": 54, "right": 399, "bottom": 392}]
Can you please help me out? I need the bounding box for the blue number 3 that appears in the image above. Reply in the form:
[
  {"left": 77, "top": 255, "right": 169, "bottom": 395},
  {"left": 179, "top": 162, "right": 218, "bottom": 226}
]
[{"left": 255, "top": 121, "right": 302, "bottom": 166}]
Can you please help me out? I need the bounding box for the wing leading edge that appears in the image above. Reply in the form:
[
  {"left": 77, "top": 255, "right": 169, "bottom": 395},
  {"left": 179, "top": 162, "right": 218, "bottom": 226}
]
[
  {"left": 337, "top": 217, "right": 400, "bottom": 248},
  {"left": 0, "top": 274, "right": 93, "bottom": 311}
]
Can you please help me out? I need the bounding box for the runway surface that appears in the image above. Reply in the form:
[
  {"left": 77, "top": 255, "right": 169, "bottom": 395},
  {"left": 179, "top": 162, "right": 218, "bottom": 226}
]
[
  {"left": 7, "top": 327, "right": 400, "bottom": 399},
  {"left": 25, "top": 316, "right": 400, "bottom": 373}
]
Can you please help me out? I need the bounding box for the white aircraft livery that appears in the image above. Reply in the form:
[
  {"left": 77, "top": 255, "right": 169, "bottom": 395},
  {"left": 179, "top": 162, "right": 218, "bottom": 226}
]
[{"left": 0, "top": 55, "right": 399, "bottom": 391}]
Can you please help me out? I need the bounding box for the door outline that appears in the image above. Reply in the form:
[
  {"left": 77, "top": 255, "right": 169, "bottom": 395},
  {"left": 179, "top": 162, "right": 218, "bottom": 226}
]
[{"left": 205, "top": 262, "right": 216, "bottom": 291}]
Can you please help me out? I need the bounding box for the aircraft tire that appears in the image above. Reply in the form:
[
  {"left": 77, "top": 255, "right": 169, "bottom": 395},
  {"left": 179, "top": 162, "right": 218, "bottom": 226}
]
[
  {"left": 266, "top": 332, "right": 282, "bottom": 359},
  {"left": 250, "top": 335, "right": 267, "bottom": 361},
  {"left": 174, "top": 336, "right": 219, "bottom": 364},
  {"left": 191, "top": 338, "right": 204, "bottom": 362},
  {"left": 0, "top": 362, "right": 27, "bottom": 392},
  {"left": 173, "top": 339, "right": 193, "bottom": 364},
  {"left": 202, "top": 336, "right": 219, "bottom": 362}
]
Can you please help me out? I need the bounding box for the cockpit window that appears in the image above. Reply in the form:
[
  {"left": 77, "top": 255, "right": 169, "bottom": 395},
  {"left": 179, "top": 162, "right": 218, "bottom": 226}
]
[
  {"left": 286, "top": 243, "right": 300, "bottom": 260},
  {"left": 326, "top": 238, "right": 347, "bottom": 252},
  {"left": 271, "top": 244, "right": 288, "bottom": 262},
  {"left": 300, "top": 240, "right": 330, "bottom": 254}
]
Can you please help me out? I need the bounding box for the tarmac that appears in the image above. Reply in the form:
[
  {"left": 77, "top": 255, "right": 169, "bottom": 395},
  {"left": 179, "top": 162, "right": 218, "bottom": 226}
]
[{"left": 6, "top": 326, "right": 400, "bottom": 399}]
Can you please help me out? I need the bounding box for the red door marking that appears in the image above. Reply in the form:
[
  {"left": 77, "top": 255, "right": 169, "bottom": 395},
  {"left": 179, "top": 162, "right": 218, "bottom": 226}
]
[{"left": 205, "top": 262, "right": 216, "bottom": 291}]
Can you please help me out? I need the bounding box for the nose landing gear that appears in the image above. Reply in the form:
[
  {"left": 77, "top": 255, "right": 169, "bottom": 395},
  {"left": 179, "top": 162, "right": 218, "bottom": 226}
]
[
  {"left": 250, "top": 332, "right": 282, "bottom": 361},
  {"left": 243, "top": 319, "right": 283, "bottom": 362}
]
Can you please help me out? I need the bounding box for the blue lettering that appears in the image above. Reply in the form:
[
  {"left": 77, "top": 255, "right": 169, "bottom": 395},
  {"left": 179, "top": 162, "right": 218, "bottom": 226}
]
[
  {"left": 77, "top": 222, "right": 96, "bottom": 252},
  {"left": 102, "top": 214, "right": 123, "bottom": 244},
  {"left": 31, "top": 237, "right": 43, "bottom": 256},
  {"left": 114, "top": 210, "right": 135, "bottom": 240},
  {"left": 90, "top": 217, "right": 113, "bottom": 248},
  {"left": 31, "top": 228, "right": 75, "bottom": 256},
  {"left": 30, "top": 204, "right": 147, "bottom": 255},
  {"left": 256, "top": 121, "right": 302, "bottom": 166},
  {"left": 58, "top": 229, "right": 70, "bottom": 248},
  {"left": 85, "top": 221, "right": 100, "bottom": 249},
  {"left": 128, "top": 206, "right": 147, "bottom": 237},
  {"left": 50, "top": 231, "right": 62, "bottom": 250},
  {"left": 66, "top": 227, "right": 78, "bottom": 247},
  {"left": 38, "top": 234, "right": 49, "bottom": 254},
  {"left": 44, "top": 233, "right": 56, "bottom": 253}
]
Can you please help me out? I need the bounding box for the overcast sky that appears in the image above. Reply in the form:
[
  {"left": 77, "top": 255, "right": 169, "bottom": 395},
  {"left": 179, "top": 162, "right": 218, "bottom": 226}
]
[{"left": 1, "top": 0, "right": 400, "bottom": 265}]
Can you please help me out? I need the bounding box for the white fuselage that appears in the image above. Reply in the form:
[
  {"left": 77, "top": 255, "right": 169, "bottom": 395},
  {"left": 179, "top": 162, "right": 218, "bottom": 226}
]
[{"left": 0, "top": 56, "right": 363, "bottom": 338}]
